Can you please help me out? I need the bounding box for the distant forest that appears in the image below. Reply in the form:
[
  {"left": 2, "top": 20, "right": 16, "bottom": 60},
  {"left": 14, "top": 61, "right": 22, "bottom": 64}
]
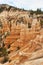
[
  {"left": 29, "top": 9, "right": 43, "bottom": 15},
  {"left": 0, "top": 4, "right": 43, "bottom": 15}
]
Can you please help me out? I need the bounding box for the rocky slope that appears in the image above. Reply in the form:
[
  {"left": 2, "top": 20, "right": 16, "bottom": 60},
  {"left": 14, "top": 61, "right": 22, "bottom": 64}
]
[{"left": 0, "top": 4, "right": 43, "bottom": 65}]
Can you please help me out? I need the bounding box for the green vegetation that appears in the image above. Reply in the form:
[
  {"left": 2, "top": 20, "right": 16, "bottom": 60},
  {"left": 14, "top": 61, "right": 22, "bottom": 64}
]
[
  {"left": 28, "top": 23, "right": 31, "bottom": 28},
  {"left": 30, "top": 8, "right": 43, "bottom": 15},
  {"left": 40, "top": 20, "right": 43, "bottom": 28},
  {"left": 0, "top": 47, "right": 8, "bottom": 63}
]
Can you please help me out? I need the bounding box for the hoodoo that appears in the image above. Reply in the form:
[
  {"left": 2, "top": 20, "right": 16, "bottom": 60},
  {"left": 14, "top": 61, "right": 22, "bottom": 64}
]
[{"left": 0, "top": 4, "right": 43, "bottom": 65}]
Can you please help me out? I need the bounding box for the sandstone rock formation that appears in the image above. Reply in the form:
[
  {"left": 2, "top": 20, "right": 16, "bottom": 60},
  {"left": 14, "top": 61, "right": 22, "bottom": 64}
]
[{"left": 0, "top": 4, "right": 43, "bottom": 65}]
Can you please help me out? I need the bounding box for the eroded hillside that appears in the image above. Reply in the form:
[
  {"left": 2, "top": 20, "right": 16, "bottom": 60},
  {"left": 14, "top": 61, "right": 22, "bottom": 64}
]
[{"left": 0, "top": 4, "right": 43, "bottom": 65}]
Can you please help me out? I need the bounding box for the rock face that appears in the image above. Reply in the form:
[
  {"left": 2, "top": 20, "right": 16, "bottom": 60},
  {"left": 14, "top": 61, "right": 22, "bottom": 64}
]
[{"left": 0, "top": 4, "right": 43, "bottom": 65}]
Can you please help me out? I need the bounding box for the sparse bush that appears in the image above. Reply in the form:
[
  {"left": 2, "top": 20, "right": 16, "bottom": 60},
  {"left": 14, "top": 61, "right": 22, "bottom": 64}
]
[
  {"left": 0, "top": 47, "right": 8, "bottom": 63},
  {"left": 40, "top": 20, "right": 43, "bottom": 28},
  {"left": 28, "top": 23, "right": 31, "bottom": 28}
]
